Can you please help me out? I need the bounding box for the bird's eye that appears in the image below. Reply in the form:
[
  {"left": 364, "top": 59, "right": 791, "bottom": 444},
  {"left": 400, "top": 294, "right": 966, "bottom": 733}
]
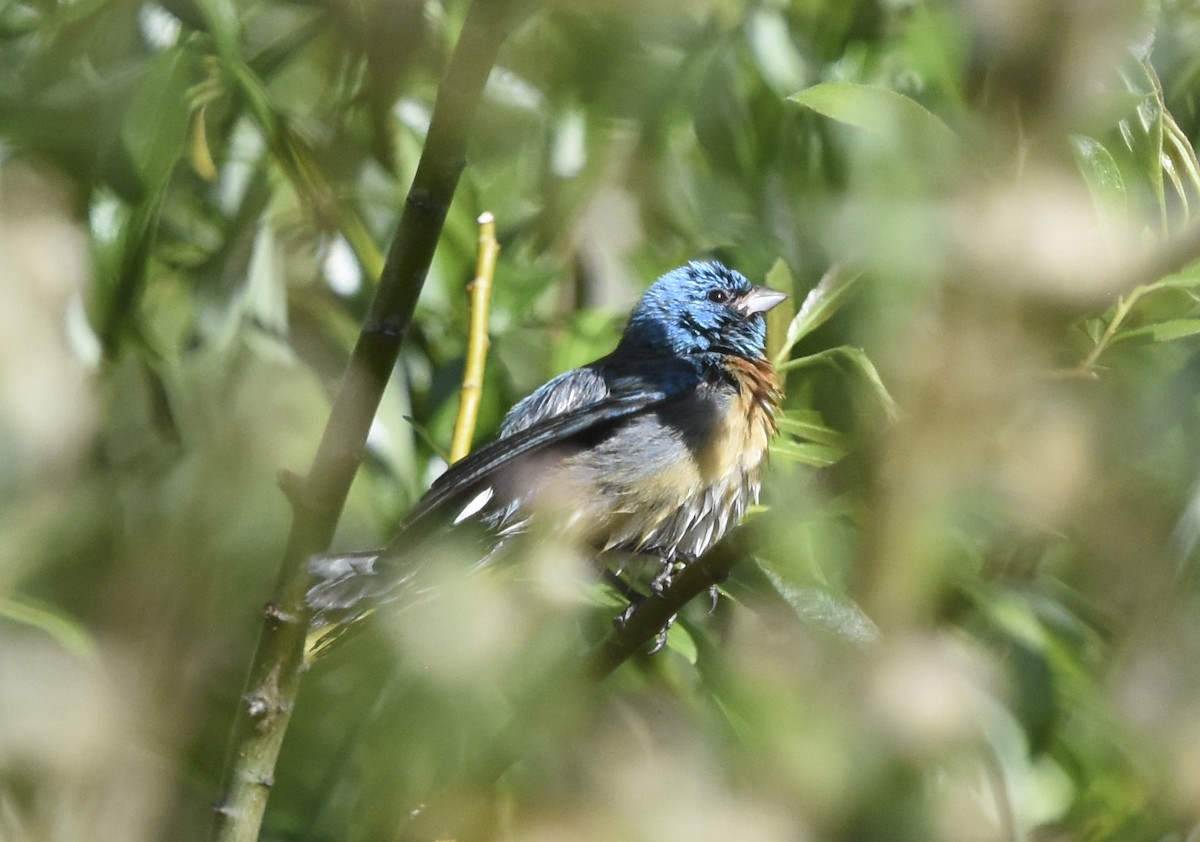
[{"left": 707, "top": 289, "right": 730, "bottom": 304}]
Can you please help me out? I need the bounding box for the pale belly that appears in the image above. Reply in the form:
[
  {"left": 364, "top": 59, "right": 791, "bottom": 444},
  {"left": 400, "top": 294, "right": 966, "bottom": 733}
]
[{"left": 530, "top": 381, "right": 775, "bottom": 560}]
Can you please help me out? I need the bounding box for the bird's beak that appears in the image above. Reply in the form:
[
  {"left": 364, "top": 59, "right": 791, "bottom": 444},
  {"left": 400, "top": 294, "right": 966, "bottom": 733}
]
[{"left": 737, "top": 285, "right": 787, "bottom": 316}]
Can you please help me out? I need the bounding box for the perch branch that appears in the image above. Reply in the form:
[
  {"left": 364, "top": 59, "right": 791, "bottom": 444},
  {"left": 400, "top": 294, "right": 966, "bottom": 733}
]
[{"left": 589, "top": 549, "right": 740, "bottom": 679}]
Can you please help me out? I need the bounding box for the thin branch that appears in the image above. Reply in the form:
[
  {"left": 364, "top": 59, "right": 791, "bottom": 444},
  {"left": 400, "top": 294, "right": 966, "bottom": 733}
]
[
  {"left": 1076, "top": 219, "right": 1200, "bottom": 374},
  {"left": 1079, "top": 287, "right": 1142, "bottom": 372},
  {"left": 589, "top": 548, "right": 740, "bottom": 680},
  {"left": 450, "top": 211, "right": 500, "bottom": 463},
  {"left": 210, "top": 3, "right": 525, "bottom": 841}
]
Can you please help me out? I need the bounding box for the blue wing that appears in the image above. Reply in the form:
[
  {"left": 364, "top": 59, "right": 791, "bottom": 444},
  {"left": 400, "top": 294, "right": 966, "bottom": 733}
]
[
  {"left": 307, "top": 354, "right": 700, "bottom": 624},
  {"left": 401, "top": 357, "right": 694, "bottom": 527},
  {"left": 499, "top": 364, "right": 611, "bottom": 436}
]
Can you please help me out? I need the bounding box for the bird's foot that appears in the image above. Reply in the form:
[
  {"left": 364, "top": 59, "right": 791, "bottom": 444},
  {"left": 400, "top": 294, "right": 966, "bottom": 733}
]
[
  {"left": 614, "top": 597, "right": 640, "bottom": 629},
  {"left": 613, "top": 602, "right": 676, "bottom": 653},
  {"left": 648, "top": 614, "right": 677, "bottom": 654},
  {"left": 650, "top": 556, "right": 688, "bottom": 594},
  {"left": 650, "top": 568, "right": 672, "bottom": 595},
  {"left": 643, "top": 549, "right": 697, "bottom": 594},
  {"left": 708, "top": 583, "right": 720, "bottom": 614},
  {"left": 612, "top": 554, "right": 697, "bottom": 653}
]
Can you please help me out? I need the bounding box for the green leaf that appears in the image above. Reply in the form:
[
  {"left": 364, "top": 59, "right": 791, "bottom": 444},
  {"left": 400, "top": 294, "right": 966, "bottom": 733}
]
[
  {"left": 776, "top": 409, "right": 847, "bottom": 448},
  {"left": 770, "top": 437, "right": 846, "bottom": 467},
  {"left": 1070, "top": 135, "right": 1127, "bottom": 212},
  {"left": 1151, "top": 264, "right": 1200, "bottom": 290},
  {"left": 665, "top": 620, "right": 698, "bottom": 664},
  {"left": 403, "top": 415, "right": 450, "bottom": 463},
  {"left": 773, "top": 264, "right": 862, "bottom": 365},
  {"left": 839, "top": 348, "right": 900, "bottom": 420},
  {"left": 780, "top": 346, "right": 900, "bottom": 420},
  {"left": 1164, "top": 114, "right": 1200, "bottom": 217},
  {"left": 1112, "top": 318, "right": 1200, "bottom": 344},
  {"left": 764, "top": 258, "right": 796, "bottom": 363},
  {"left": 1116, "top": 59, "right": 1167, "bottom": 229},
  {"left": 754, "top": 562, "right": 878, "bottom": 644},
  {"left": 789, "top": 81, "right": 959, "bottom": 152},
  {"left": 241, "top": 221, "right": 291, "bottom": 342},
  {"left": 0, "top": 597, "right": 95, "bottom": 658},
  {"left": 121, "top": 48, "right": 193, "bottom": 192}
]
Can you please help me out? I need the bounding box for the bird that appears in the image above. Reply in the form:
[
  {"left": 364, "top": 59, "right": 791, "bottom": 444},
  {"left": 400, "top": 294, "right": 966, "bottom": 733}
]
[{"left": 306, "top": 260, "right": 786, "bottom": 645}]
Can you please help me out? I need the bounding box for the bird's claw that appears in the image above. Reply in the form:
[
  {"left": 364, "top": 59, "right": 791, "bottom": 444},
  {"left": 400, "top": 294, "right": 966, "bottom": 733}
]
[
  {"left": 648, "top": 614, "right": 677, "bottom": 654},
  {"left": 651, "top": 558, "right": 685, "bottom": 595},
  {"left": 612, "top": 585, "right": 675, "bottom": 655},
  {"left": 708, "top": 584, "right": 720, "bottom": 614},
  {"left": 615, "top": 599, "right": 639, "bottom": 629},
  {"left": 614, "top": 555, "right": 693, "bottom": 653}
]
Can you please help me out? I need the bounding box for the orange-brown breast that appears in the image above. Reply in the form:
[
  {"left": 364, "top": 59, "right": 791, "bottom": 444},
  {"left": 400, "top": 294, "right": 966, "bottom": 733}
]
[
  {"left": 694, "top": 356, "right": 780, "bottom": 482},
  {"left": 506, "top": 356, "right": 782, "bottom": 561}
]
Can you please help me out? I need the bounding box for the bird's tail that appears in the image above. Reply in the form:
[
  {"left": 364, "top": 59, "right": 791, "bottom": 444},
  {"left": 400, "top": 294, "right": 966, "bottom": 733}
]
[
  {"left": 304, "top": 549, "right": 427, "bottom": 660},
  {"left": 307, "top": 550, "right": 387, "bottom": 616}
]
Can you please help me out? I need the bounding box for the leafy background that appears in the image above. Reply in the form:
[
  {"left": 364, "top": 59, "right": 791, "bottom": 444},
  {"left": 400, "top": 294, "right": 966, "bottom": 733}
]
[{"left": 4, "top": 0, "right": 1200, "bottom": 839}]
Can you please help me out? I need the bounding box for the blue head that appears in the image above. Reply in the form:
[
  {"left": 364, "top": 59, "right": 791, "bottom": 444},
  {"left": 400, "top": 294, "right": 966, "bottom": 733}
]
[{"left": 618, "top": 261, "right": 786, "bottom": 360}]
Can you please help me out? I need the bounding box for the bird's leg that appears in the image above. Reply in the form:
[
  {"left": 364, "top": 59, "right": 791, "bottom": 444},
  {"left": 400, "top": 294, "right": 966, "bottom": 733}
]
[
  {"left": 650, "top": 550, "right": 696, "bottom": 595},
  {"left": 644, "top": 549, "right": 702, "bottom": 651},
  {"left": 605, "top": 569, "right": 645, "bottom": 623},
  {"left": 650, "top": 564, "right": 673, "bottom": 594},
  {"left": 613, "top": 550, "right": 704, "bottom": 651}
]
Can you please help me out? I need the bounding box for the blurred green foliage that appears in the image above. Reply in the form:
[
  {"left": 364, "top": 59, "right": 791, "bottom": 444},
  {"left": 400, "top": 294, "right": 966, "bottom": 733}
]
[{"left": 5, "top": 0, "right": 1200, "bottom": 840}]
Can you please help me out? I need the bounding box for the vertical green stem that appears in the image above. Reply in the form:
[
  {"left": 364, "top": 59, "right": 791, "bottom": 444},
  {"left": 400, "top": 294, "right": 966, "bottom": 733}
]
[{"left": 211, "top": 3, "right": 524, "bottom": 840}]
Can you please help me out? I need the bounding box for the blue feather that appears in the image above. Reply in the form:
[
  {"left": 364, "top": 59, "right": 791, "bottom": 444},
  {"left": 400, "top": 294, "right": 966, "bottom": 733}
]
[{"left": 307, "top": 260, "right": 786, "bottom": 628}]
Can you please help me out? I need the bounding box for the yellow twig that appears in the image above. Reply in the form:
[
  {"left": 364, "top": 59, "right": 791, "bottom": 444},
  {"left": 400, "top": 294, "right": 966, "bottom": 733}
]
[
  {"left": 450, "top": 212, "right": 500, "bottom": 462},
  {"left": 188, "top": 104, "right": 218, "bottom": 181}
]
